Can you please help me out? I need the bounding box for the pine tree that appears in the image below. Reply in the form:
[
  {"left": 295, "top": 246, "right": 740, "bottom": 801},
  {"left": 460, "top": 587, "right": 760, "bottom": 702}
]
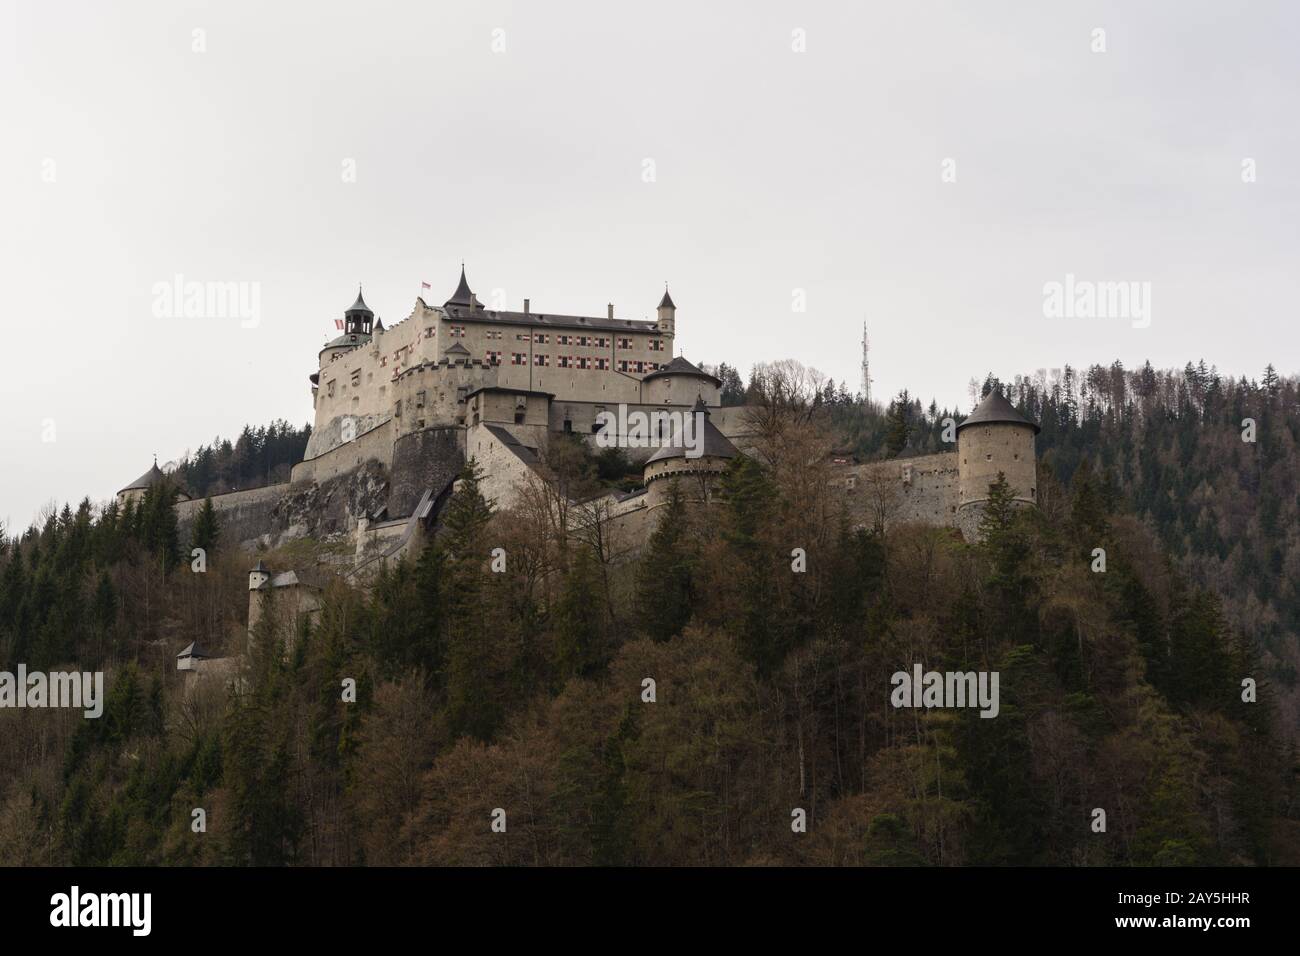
[
  {"left": 189, "top": 497, "right": 220, "bottom": 557},
  {"left": 885, "top": 389, "right": 912, "bottom": 457},
  {"left": 635, "top": 480, "right": 695, "bottom": 642}
]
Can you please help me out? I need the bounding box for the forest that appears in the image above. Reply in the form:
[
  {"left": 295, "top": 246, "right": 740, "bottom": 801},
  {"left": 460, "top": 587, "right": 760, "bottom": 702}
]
[
  {"left": 0, "top": 359, "right": 1295, "bottom": 866},
  {"left": 169, "top": 420, "right": 311, "bottom": 498}
]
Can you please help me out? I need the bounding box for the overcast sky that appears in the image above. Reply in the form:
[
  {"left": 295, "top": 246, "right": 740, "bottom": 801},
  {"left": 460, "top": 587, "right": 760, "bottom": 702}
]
[{"left": 2, "top": 0, "right": 1297, "bottom": 530}]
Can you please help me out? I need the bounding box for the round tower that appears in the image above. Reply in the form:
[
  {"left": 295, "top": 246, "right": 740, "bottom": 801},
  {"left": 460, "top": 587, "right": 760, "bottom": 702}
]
[
  {"left": 955, "top": 391, "right": 1040, "bottom": 539},
  {"left": 642, "top": 396, "right": 738, "bottom": 505}
]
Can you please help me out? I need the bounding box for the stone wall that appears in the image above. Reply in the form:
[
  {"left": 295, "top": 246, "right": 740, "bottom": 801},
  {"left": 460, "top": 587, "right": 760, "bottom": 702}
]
[
  {"left": 843, "top": 451, "right": 960, "bottom": 531},
  {"left": 175, "top": 483, "right": 290, "bottom": 551},
  {"left": 389, "top": 426, "right": 464, "bottom": 519},
  {"left": 291, "top": 418, "right": 395, "bottom": 485}
]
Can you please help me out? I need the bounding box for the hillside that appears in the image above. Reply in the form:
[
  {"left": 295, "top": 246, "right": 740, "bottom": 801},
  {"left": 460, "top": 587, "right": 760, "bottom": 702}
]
[{"left": 0, "top": 361, "right": 1295, "bottom": 866}]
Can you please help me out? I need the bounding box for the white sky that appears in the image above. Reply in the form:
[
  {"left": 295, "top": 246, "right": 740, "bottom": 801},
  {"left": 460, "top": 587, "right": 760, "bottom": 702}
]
[{"left": 2, "top": 0, "right": 1297, "bottom": 530}]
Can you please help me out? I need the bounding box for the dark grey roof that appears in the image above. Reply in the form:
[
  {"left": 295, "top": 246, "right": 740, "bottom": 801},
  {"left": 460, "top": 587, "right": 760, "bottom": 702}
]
[
  {"left": 443, "top": 342, "right": 471, "bottom": 355},
  {"left": 119, "top": 462, "right": 165, "bottom": 493},
  {"left": 373, "top": 316, "right": 385, "bottom": 331},
  {"left": 347, "top": 287, "right": 372, "bottom": 315},
  {"left": 957, "top": 391, "right": 1041, "bottom": 434},
  {"left": 465, "top": 385, "right": 554, "bottom": 401},
  {"left": 645, "top": 398, "right": 739, "bottom": 465},
  {"left": 443, "top": 303, "right": 658, "bottom": 333},
  {"left": 177, "top": 641, "right": 211, "bottom": 660},
  {"left": 482, "top": 424, "right": 540, "bottom": 465},
  {"left": 642, "top": 355, "right": 721, "bottom": 386},
  {"left": 320, "top": 331, "right": 369, "bottom": 353},
  {"left": 658, "top": 287, "right": 675, "bottom": 309},
  {"left": 445, "top": 266, "right": 478, "bottom": 308},
  {"left": 119, "top": 461, "right": 188, "bottom": 496}
]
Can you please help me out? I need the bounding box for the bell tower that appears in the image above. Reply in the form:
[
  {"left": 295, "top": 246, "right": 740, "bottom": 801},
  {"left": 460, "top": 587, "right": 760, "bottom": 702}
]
[{"left": 343, "top": 286, "right": 374, "bottom": 335}]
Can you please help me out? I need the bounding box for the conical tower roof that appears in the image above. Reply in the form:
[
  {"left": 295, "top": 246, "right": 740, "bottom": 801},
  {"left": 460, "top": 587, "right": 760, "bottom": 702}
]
[
  {"left": 445, "top": 265, "right": 477, "bottom": 308},
  {"left": 346, "top": 286, "right": 372, "bottom": 315},
  {"left": 645, "top": 397, "right": 738, "bottom": 464},
  {"left": 957, "top": 391, "right": 1040, "bottom": 434}
]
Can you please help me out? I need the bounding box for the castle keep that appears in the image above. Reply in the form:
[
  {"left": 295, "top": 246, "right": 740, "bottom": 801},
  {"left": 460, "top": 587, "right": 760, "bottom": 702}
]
[{"left": 117, "top": 267, "right": 1040, "bottom": 575}]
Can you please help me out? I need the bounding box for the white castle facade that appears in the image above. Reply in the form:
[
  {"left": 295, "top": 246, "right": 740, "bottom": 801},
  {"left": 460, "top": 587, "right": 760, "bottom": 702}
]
[{"left": 118, "top": 266, "right": 1041, "bottom": 579}]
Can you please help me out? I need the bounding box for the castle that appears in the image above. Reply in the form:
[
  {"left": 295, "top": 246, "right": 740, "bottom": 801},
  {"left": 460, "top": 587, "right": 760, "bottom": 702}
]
[{"left": 117, "top": 267, "right": 1040, "bottom": 587}]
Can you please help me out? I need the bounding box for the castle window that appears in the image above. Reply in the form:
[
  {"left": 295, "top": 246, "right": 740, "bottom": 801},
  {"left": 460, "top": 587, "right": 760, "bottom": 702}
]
[
  {"left": 394, "top": 401, "right": 401, "bottom": 417},
  {"left": 558, "top": 355, "right": 572, "bottom": 368},
  {"left": 563, "top": 419, "right": 572, "bottom": 433},
  {"left": 416, "top": 391, "right": 425, "bottom": 408},
  {"left": 617, "top": 337, "right": 632, "bottom": 349},
  {"left": 595, "top": 336, "right": 609, "bottom": 348},
  {"left": 512, "top": 353, "right": 527, "bottom": 365},
  {"left": 985, "top": 454, "right": 992, "bottom": 462},
  {"left": 449, "top": 326, "right": 465, "bottom": 337},
  {"left": 535, "top": 334, "right": 548, "bottom": 344},
  {"left": 515, "top": 408, "right": 525, "bottom": 424},
  {"left": 534, "top": 354, "right": 549, "bottom": 367},
  {"left": 649, "top": 339, "right": 665, "bottom": 352},
  {"left": 596, "top": 358, "right": 609, "bottom": 370},
  {"left": 617, "top": 359, "right": 630, "bottom": 372}
]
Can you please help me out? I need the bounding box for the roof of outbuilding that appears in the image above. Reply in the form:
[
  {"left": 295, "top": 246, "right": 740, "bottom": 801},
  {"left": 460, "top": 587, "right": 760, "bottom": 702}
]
[{"left": 957, "top": 391, "right": 1041, "bottom": 434}]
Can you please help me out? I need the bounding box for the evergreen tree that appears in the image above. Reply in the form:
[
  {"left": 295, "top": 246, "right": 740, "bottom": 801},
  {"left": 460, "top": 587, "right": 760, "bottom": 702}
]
[
  {"left": 885, "top": 390, "right": 912, "bottom": 457},
  {"left": 189, "top": 497, "right": 221, "bottom": 557},
  {"left": 635, "top": 480, "right": 695, "bottom": 642}
]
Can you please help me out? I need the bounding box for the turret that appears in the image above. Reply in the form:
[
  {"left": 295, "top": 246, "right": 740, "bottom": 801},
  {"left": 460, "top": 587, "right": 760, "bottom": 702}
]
[
  {"left": 955, "top": 391, "right": 1040, "bottom": 540},
  {"left": 444, "top": 265, "right": 482, "bottom": 312},
  {"left": 247, "top": 560, "right": 271, "bottom": 634},
  {"left": 656, "top": 285, "right": 676, "bottom": 339},
  {"left": 343, "top": 286, "right": 374, "bottom": 335}
]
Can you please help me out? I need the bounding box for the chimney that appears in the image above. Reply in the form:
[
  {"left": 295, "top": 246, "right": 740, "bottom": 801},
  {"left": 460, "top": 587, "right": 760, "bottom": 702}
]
[
  {"left": 524, "top": 298, "right": 530, "bottom": 316},
  {"left": 607, "top": 303, "right": 614, "bottom": 319}
]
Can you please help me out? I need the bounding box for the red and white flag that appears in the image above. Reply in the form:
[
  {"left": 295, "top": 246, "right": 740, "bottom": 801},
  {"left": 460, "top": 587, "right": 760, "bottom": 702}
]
[
  {"left": 334, "top": 318, "right": 344, "bottom": 330},
  {"left": 421, "top": 281, "right": 431, "bottom": 290}
]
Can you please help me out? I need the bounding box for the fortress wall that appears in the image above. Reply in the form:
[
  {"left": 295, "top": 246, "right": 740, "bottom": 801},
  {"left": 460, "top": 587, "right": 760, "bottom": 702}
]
[
  {"left": 845, "top": 451, "right": 960, "bottom": 529},
  {"left": 175, "top": 483, "right": 290, "bottom": 549},
  {"left": 391, "top": 360, "right": 495, "bottom": 439},
  {"left": 389, "top": 426, "right": 464, "bottom": 519},
  {"left": 291, "top": 418, "right": 395, "bottom": 486}
]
